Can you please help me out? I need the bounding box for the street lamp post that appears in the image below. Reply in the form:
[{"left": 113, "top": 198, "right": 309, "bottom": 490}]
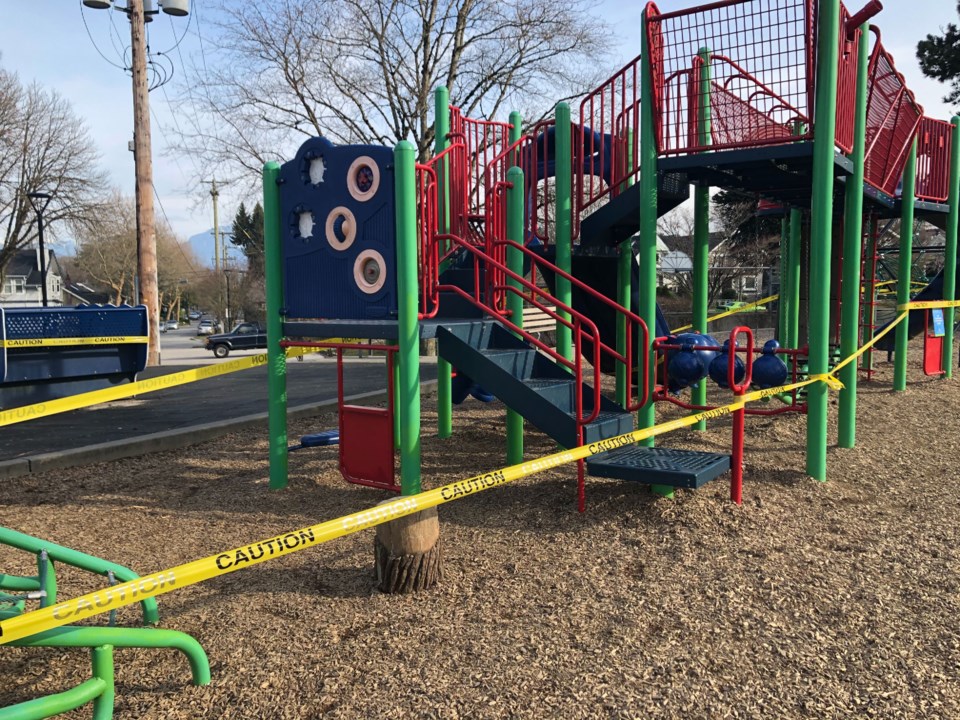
[
  {"left": 82, "top": 0, "right": 190, "bottom": 365},
  {"left": 26, "top": 191, "right": 53, "bottom": 308}
]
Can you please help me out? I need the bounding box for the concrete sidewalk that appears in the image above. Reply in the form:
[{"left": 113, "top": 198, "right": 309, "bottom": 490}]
[{"left": 1, "top": 357, "right": 437, "bottom": 478}]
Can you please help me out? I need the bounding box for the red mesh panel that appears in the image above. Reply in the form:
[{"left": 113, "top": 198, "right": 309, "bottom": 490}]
[
  {"left": 646, "top": 0, "right": 815, "bottom": 155},
  {"left": 864, "top": 40, "right": 923, "bottom": 197},
  {"left": 915, "top": 116, "right": 952, "bottom": 203}
]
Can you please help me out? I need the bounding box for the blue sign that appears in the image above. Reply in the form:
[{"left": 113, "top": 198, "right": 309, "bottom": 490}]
[{"left": 932, "top": 307, "right": 946, "bottom": 337}]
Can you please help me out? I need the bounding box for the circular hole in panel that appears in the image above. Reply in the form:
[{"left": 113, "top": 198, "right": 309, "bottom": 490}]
[
  {"left": 308, "top": 156, "right": 326, "bottom": 185},
  {"left": 353, "top": 249, "right": 387, "bottom": 294},
  {"left": 325, "top": 206, "right": 356, "bottom": 251},
  {"left": 347, "top": 156, "right": 380, "bottom": 202},
  {"left": 298, "top": 211, "right": 315, "bottom": 240}
]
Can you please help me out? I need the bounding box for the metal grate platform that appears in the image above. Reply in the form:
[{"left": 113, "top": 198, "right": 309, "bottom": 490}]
[{"left": 587, "top": 446, "right": 730, "bottom": 489}]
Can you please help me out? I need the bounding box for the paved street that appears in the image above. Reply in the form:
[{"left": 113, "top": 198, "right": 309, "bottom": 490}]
[{"left": 1, "top": 324, "right": 437, "bottom": 462}]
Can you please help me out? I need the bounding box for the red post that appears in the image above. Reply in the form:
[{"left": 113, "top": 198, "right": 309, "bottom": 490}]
[{"left": 729, "top": 326, "right": 754, "bottom": 505}]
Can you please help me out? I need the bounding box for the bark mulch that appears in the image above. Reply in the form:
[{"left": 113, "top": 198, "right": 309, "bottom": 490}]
[{"left": 2, "top": 349, "right": 958, "bottom": 718}]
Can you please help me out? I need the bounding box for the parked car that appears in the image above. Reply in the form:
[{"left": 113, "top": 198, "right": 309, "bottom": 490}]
[
  {"left": 197, "top": 319, "right": 216, "bottom": 336},
  {"left": 165, "top": 320, "right": 180, "bottom": 331},
  {"left": 188, "top": 311, "right": 201, "bottom": 320},
  {"left": 204, "top": 322, "right": 267, "bottom": 358}
]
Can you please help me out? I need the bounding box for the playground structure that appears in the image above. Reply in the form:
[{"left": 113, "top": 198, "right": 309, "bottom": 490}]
[
  {"left": 7, "top": 0, "right": 960, "bottom": 715},
  {"left": 264, "top": 0, "right": 959, "bottom": 510},
  {"left": 0, "top": 305, "right": 149, "bottom": 410}
]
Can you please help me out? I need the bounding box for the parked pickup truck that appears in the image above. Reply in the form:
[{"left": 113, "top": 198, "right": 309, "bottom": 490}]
[{"left": 205, "top": 322, "right": 267, "bottom": 358}]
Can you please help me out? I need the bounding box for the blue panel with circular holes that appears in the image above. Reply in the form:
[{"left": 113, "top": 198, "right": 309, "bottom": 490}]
[{"left": 278, "top": 137, "right": 397, "bottom": 320}]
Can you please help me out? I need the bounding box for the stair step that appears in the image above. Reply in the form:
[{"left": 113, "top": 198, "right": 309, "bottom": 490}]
[{"left": 586, "top": 446, "right": 730, "bottom": 489}]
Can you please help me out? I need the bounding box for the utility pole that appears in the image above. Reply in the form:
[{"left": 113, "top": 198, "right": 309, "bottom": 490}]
[
  {"left": 83, "top": 0, "right": 191, "bottom": 364},
  {"left": 129, "top": 0, "right": 160, "bottom": 365}
]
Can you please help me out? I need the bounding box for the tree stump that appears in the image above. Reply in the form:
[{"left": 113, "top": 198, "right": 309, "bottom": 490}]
[{"left": 374, "top": 504, "right": 442, "bottom": 594}]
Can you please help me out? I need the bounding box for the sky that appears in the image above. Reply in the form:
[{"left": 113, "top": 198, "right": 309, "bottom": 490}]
[{"left": 1, "top": 1, "right": 957, "bottom": 264}]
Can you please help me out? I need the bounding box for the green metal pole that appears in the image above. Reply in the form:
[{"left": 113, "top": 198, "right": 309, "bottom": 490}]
[
  {"left": 393, "top": 358, "right": 401, "bottom": 449},
  {"left": 943, "top": 116, "right": 960, "bottom": 378},
  {"left": 506, "top": 166, "right": 525, "bottom": 463},
  {"left": 263, "top": 161, "right": 288, "bottom": 491},
  {"left": 861, "top": 214, "right": 879, "bottom": 372},
  {"left": 639, "top": 8, "right": 658, "bottom": 443},
  {"left": 641, "top": 7, "right": 671, "bottom": 498},
  {"left": 894, "top": 139, "right": 918, "bottom": 392},
  {"left": 434, "top": 87, "right": 453, "bottom": 439},
  {"left": 509, "top": 111, "right": 522, "bottom": 150},
  {"left": 395, "top": 141, "right": 422, "bottom": 494},
  {"left": 778, "top": 216, "right": 787, "bottom": 338},
  {"left": 37, "top": 552, "right": 55, "bottom": 609},
  {"left": 837, "top": 21, "right": 871, "bottom": 448},
  {"left": 554, "top": 102, "right": 574, "bottom": 364},
  {"left": 692, "top": 46, "right": 712, "bottom": 431},
  {"left": 90, "top": 645, "right": 115, "bottom": 720},
  {"left": 616, "top": 129, "right": 635, "bottom": 407},
  {"left": 787, "top": 209, "right": 802, "bottom": 349},
  {"left": 805, "top": 0, "right": 841, "bottom": 481}
]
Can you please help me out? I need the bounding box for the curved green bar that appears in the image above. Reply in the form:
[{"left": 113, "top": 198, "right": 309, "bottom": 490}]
[
  {"left": 0, "top": 677, "right": 107, "bottom": 720},
  {"left": 0, "top": 527, "right": 159, "bottom": 625},
  {"left": 0, "top": 575, "right": 40, "bottom": 592},
  {"left": 10, "top": 626, "right": 211, "bottom": 686}
]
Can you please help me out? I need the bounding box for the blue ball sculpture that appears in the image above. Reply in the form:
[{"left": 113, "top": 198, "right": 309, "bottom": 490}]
[
  {"left": 709, "top": 339, "right": 746, "bottom": 389},
  {"left": 751, "top": 339, "right": 788, "bottom": 389},
  {"left": 666, "top": 333, "right": 720, "bottom": 390}
]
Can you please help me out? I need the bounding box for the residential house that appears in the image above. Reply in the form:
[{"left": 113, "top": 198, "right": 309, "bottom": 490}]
[{"left": 0, "top": 248, "right": 64, "bottom": 307}]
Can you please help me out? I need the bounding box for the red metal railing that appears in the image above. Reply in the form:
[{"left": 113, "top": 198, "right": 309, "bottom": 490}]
[
  {"left": 416, "top": 160, "right": 650, "bottom": 417},
  {"left": 449, "top": 106, "right": 512, "bottom": 240},
  {"left": 646, "top": 0, "right": 816, "bottom": 156},
  {"left": 577, "top": 54, "right": 642, "bottom": 216},
  {"left": 864, "top": 30, "right": 923, "bottom": 197},
  {"left": 915, "top": 116, "right": 952, "bottom": 203}
]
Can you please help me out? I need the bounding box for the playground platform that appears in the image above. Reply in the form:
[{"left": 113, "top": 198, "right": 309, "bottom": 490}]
[{"left": 0, "top": 358, "right": 438, "bottom": 479}]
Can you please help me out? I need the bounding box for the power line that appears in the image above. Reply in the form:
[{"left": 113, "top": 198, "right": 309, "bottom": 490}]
[
  {"left": 152, "top": 183, "right": 198, "bottom": 273},
  {"left": 80, "top": 2, "right": 127, "bottom": 71}
]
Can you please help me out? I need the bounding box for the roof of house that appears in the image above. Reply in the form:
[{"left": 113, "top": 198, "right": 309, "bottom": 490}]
[
  {"left": 63, "top": 282, "right": 110, "bottom": 305},
  {"left": 5, "top": 248, "right": 62, "bottom": 285}
]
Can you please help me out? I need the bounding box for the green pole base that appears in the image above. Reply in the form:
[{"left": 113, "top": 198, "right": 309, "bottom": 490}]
[{"left": 651, "top": 485, "right": 674, "bottom": 499}]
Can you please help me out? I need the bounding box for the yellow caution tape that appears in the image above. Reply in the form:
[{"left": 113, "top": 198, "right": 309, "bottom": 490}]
[
  {"left": 0, "top": 347, "right": 318, "bottom": 427},
  {"left": 671, "top": 294, "right": 779, "bottom": 334},
  {"left": 0, "top": 371, "right": 824, "bottom": 645},
  {"left": 0, "top": 336, "right": 149, "bottom": 348},
  {"left": 830, "top": 311, "right": 908, "bottom": 381},
  {"left": 897, "top": 300, "right": 960, "bottom": 311}
]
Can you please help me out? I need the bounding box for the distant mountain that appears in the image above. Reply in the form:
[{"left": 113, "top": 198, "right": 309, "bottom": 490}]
[{"left": 188, "top": 226, "right": 238, "bottom": 269}]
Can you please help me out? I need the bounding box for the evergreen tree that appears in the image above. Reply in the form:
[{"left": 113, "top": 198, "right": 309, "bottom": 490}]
[
  {"left": 230, "top": 201, "right": 265, "bottom": 279},
  {"left": 917, "top": 4, "right": 960, "bottom": 106}
]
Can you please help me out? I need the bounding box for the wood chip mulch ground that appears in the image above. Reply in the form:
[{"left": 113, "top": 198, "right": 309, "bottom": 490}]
[{"left": 2, "top": 347, "right": 959, "bottom": 718}]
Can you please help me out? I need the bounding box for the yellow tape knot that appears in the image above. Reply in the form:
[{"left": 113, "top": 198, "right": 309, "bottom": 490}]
[{"left": 811, "top": 373, "right": 844, "bottom": 391}]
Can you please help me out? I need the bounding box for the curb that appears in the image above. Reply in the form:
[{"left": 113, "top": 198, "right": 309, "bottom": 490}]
[{"left": 1, "top": 381, "right": 437, "bottom": 480}]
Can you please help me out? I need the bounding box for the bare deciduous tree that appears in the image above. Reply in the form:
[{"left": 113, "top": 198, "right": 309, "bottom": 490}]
[
  {"left": 172, "top": 0, "right": 611, "bottom": 192},
  {"left": 73, "top": 192, "right": 199, "bottom": 314},
  {"left": 0, "top": 66, "right": 106, "bottom": 280}
]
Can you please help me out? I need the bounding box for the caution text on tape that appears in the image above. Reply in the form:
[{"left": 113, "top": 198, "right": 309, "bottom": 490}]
[{"left": 0, "top": 336, "right": 149, "bottom": 349}]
